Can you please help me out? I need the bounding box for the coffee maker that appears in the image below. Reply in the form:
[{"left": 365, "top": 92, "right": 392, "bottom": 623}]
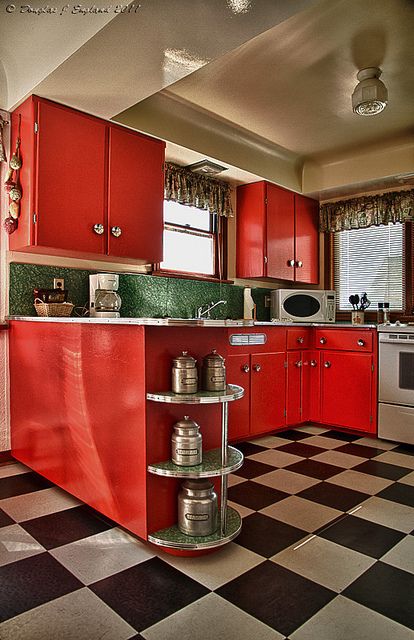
[{"left": 89, "top": 273, "right": 122, "bottom": 318}]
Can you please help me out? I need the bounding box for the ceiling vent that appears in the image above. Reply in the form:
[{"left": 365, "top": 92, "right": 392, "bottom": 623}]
[
  {"left": 185, "top": 160, "right": 228, "bottom": 176},
  {"left": 352, "top": 67, "right": 388, "bottom": 116}
]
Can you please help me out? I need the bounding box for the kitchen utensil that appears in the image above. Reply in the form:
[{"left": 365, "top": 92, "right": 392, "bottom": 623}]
[
  {"left": 178, "top": 479, "right": 218, "bottom": 536},
  {"left": 349, "top": 295, "right": 356, "bottom": 310},
  {"left": 171, "top": 416, "right": 202, "bottom": 466},
  {"left": 172, "top": 351, "right": 198, "bottom": 394},
  {"left": 354, "top": 294, "right": 360, "bottom": 309},
  {"left": 201, "top": 349, "right": 226, "bottom": 392}
]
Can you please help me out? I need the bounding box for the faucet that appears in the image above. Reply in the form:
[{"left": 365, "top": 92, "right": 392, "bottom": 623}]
[{"left": 196, "top": 300, "right": 227, "bottom": 319}]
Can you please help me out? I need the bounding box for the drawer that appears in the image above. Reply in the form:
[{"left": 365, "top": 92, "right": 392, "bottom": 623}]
[
  {"left": 227, "top": 327, "right": 286, "bottom": 352},
  {"left": 287, "top": 328, "right": 311, "bottom": 350},
  {"left": 314, "top": 328, "right": 373, "bottom": 352}
]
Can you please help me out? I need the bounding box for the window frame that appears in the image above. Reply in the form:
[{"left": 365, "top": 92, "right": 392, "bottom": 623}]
[{"left": 325, "top": 221, "right": 414, "bottom": 321}]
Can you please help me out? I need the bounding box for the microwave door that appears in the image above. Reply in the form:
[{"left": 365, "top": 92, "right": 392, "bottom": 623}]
[{"left": 283, "top": 294, "right": 322, "bottom": 319}]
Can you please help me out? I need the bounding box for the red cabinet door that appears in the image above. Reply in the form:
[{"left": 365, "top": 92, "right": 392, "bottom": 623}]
[
  {"left": 250, "top": 352, "right": 286, "bottom": 435},
  {"left": 35, "top": 99, "right": 107, "bottom": 254},
  {"left": 108, "top": 126, "right": 165, "bottom": 262},
  {"left": 294, "top": 194, "right": 319, "bottom": 285},
  {"left": 236, "top": 182, "right": 266, "bottom": 278},
  {"left": 320, "top": 352, "right": 374, "bottom": 432},
  {"left": 286, "top": 351, "right": 302, "bottom": 425},
  {"left": 266, "top": 184, "right": 295, "bottom": 280},
  {"left": 303, "top": 350, "right": 321, "bottom": 423},
  {"left": 227, "top": 354, "right": 251, "bottom": 441}
]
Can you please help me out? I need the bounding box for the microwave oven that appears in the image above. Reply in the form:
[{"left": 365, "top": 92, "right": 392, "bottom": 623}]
[{"left": 271, "top": 289, "right": 336, "bottom": 323}]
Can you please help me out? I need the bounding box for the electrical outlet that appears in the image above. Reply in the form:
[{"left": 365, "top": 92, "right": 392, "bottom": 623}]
[
  {"left": 264, "top": 295, "right": 271, "bottom": 308},
  {"left": 53, "top": 278, "right": 65, "bottom": 290}
]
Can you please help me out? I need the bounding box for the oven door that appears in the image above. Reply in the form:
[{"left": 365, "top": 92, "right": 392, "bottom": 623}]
[{"left": 379, "top": 336, "right": 414, "bottom": 406}]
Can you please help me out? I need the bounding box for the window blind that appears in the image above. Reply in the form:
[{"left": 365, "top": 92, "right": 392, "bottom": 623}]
[{"left": 334, "top": 222, "right": 404, "bottom": 311}]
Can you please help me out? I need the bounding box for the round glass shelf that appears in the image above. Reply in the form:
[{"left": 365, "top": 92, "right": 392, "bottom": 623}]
[
  {"left": 147, "top": 446, "right": 243, "bottom": 478},
  {"left": 147, "top": 506, "right": 242, "bottom": 550},
  {"left": 146, "top": 384, "right": 244, "bottom": 404}
]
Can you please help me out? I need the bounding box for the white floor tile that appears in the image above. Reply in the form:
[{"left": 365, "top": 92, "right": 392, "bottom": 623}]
[
  {"left": 254, "top": 469, "right": 319, "bottom": 493},
  {"left": 290, "top": 595, "right": 414, "bottom": 640},
  {"left": 271, "top": 537, "right": 375, "bottom": 592},
  {"left": 142, "top": 592, "right": 283, "bottom": 640},
  {"left": 0, "top": 488, "right": 81, "bottom": 522},
  {"left": 156, "top": 542, "right": 263, "bottom": 590},
  {"left": 373, "top": 451, "right": 414, "bottom": 470},
  {"left": 352, "top": 437, "right": 399, "bottom": 450},
  {"left": 353, "top": 497, "right": 414, "bottom": 533},
  {"left": 381, "top": 536, "right": 414, "bottom": 574},
  {"left": 0, "top": 524, "right": 45, "bottom": 567},
  {"left": 398, "top": 471, "right": 414, "bottom": 486},
  {"left": 51, "top": 527, "right": 155, "bottom": 585},
  {"left": 295, "top": 426, "right": 329, "bottom": 434},
  {"left": 326, "top": 470, "right": 394, "bottom": 495},
  {"left": 300, "top": 435, "right": 348, "bottom": 449},
  {"left": 0, "top": 463, "right": 31, "bottom": 479},
  {"left": 312, "top": 450, "right": 366, "bottom": 469},
  {"left": 0, "top": 587, "right": 136, "bottom": 640},
  {"left": 228, "top": 474, "right": 247, "bottom": 487},
  {"left": 247, "top": 449, "right": 303, "bottom": 468},
  {"left": 227, "top": 501, "right": 254, "bottom": 519},
  {"left": 247, "top": 435, "right": 290, "bottom": 448},
  {"left": 260, "top": 495, "right": 342, "bottom": 532}
]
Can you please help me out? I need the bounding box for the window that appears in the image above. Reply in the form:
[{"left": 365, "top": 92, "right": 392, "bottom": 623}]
[
  {"left": 160, "top": 201, "right": 217, "bottom": 277},
  {"left": 334, "top": 222, "right": 404, "bottom": 311}
]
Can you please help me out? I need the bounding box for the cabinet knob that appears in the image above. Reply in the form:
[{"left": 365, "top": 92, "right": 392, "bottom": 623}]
[
  {"left": 287, "top": 259, "right": 295, "bottom": 267},
  {"left": 324, "top": 361, "right": 331, "bottom": 368},
  {"left": 296, "top": 260, "right": 303, "bottom": 268},
  {"left": 295, "top": 360, "right": 302, "bottom": 368},
  {"left": 252, "top": 363, "right": 261, "bottom": 372},
  {"left": 111, "top": 226, "right": 122, "bottom": 238},
  {"left": 264, "top": 256, "right": 268, "bottom": 264},
  {"left": 93, "top": 223, "right": 104, "bottom": 235},
  {"left": 297, "top": 336, "right": 304, "bottom": 344},
  {"left": 241, "top": 364, "right": 250, "bottom": 373},
  {"left": 357, "top": 339, "right": 365, "bottom": 346},
  {"left": 310, "top": 359, "right": 318, "bottom": 367},
  {"left": 319, "top": 337, "right": 327, "bottom": 344}
]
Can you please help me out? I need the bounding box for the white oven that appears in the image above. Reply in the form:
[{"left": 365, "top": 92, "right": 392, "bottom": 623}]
[{"left": 378, "top": 326, "right": 414, "bottom": 444}]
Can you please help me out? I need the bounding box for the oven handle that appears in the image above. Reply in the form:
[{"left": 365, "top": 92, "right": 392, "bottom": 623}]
[{"left": 379, "top": 337, "right": 414, "bottom": 346}]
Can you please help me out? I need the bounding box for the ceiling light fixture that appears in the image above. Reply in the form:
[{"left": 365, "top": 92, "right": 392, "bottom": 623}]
[
  {"left": 185, "top": 160, "right": 228, "bottom": 176},
  {"left": 352, "top": 67, "right": 388, "bottom": 116}
]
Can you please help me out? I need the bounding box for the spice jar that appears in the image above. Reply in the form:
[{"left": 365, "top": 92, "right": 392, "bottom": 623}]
[
  {"left": 171, "top": 416, "right": 202, "bottom": 466},
  {"left": 172, "top": 351, "right": 198, "bottom": 394},
  {"left": 201, "top": 349, "right": 226, "bottom": 392},
  {"left": 178, "top": 479, "right": 218, "bottom": 537}
]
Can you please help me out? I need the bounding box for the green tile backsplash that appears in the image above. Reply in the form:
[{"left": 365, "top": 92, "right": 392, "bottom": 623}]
[{"left": 9, "top": 263, "right": 271, "bottom": 321}]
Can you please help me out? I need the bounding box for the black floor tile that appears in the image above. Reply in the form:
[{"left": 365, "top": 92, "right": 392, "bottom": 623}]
[
  {"left": 393, "top": 443, "right": 414, "bottom": 456},
  {"left": 21, "top": 505, "right": 113, "bottom": 549},
  {"left": 0, "top": 508, "right": 14, "bottom": 528},
  {"left": 284, "top": 459, "right": 342, "bottom": 480},
  {"left": 353, "top": 459, "right": 412, "bottom": 480},
  {"left": 298, "top": 482, "right": 368, "bottom": 511},
  {"left": 321, "top": 430, "right": 361, "bottom": 442},
  {"left": 228, "top": 481, "right": 288, "bottom": 511},
  {"left": 234, "top": 512, "right": 306, "bottom": 557},
  {"left": 335, "top": 443, "right": 384, "bottom": 458},
  {"left": 216, "top": 560, "right": 335, "bottom": 637},
  {"left": 319, "top": 514, "right": 405, "bottom": 558},
  {"left": 91, "top": 557, "right": 208, "bottom": 632},
  {"left": 275, "top": 430, "right": 311, "bottom": 441},
  {"left": 277, "top": 442, "right": 325, "bottom": 458},
  {"left": 233, "top": 442, "right": 266, "bottom": 456},
  {"left": 0, "top": 472, "right": 53, "bottom": 500},
  {"left": 233, "top": 458, "right": 277, "bottom": 479},
  {"left": 377, "top": 483, "right": 414, "bottom": 508},
  {"left": 343, "top": 561, "right": 414, "bottom": 630},
  {"left": 0, "top": 552, "right": 82, "bottom": 621}
]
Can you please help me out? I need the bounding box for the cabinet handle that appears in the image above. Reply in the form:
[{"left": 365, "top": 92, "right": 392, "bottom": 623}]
[
  {"left": 287, "top": 259, "right": 295, "bottom": 267},
  {"left": 310, "top": 359, "right": 317, "bottom": 367},
  {"left": 296, "top": 260, "right": 303, "bottom": 268},
  {"left": 252, "top": 364, "right": 261, "bottom": 372},
  {"left": 324, "top": 361, "right": 331, "bottom": 368},
  {"left": 93, "top": 223, "right": 104, "bottom": 235},
  {"left": 297, "top": 336, "right": 304, "bottom": 344},
  {"left": 319, "top": 337, "right": 327, "bottom": 344},
  {"left": 111, "top": 226, "right": 122, "bottom": 238},
  {"left": 264, "top": 256, "right": 268, "bottom": 264},
  {"left": 357, "top": 339, "right": 365, "bottom": 346},
  {"left": 295, "top": 360, "right": 302, "bottom": 368},
  {"left": 241, "top": 364, "right": 250, "bottom": 373}
]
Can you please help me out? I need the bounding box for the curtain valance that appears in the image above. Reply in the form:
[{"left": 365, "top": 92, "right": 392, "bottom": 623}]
[
  {"left": 164, "top": 162, "right": 233, "bottom": 217},
  {"left": 320, "top": 189, "right": 414, "bottom": 233}
]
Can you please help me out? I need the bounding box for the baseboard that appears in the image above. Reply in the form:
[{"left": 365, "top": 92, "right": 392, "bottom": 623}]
[{"left": 0, "top": 450, "right": 14, "bottom": 463}]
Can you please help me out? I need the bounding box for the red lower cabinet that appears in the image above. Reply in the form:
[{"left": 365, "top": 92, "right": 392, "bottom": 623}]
[
  {"left": 250, "top": 352, "right": 286, "bottom": 435},
  {"left": 227, "top": 354, "right": 251, "bottom": 441},
  {"left": 286, "top": 351, "right": 302, "bottom": 426},
  {"left": 320, "top": 352, "right": 375, "bottom": 432}
]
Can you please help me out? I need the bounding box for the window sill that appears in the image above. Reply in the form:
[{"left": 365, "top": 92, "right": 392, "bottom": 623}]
[{"left": 152, "top": 270, "right": 234, "bottom": 285}]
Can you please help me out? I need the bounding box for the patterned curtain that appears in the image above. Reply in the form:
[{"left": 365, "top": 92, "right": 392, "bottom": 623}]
[
  {"left": 320, "top": 189, "right": 414, "bottom": 233},
  {"left": 164, "top": 162, "right": 233, "bottom": 217}
]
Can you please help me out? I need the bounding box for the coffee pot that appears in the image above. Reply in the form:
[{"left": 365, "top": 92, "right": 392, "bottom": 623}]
[{"left": 89, "top": 273, "right": 122, "bottom": 318}]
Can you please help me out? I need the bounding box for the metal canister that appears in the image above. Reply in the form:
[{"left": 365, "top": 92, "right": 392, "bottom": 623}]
[
  {"left": 172, "top": 351, "right": 198, "bottom": 394},
  {"left": 178, "top": 479, "right": 218, "bottom": 537},
  {"left": 201, "top": 349, "right": 226, "bottom": 391},
  {"left": 171, "top": 416, "right": 202, "bottom": 466}
]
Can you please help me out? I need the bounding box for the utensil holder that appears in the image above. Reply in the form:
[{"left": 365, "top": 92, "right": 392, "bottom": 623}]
[{"left": 351, "top": 311, "right": 364, "bottom": 325}]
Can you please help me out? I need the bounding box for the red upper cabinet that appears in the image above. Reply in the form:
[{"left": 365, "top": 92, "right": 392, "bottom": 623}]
[
  {"left": 236, "top": 181, "right": 319, "bottom": 284},
  {"left": 9, "top": 96, "right": 165, "bottom": 263}
]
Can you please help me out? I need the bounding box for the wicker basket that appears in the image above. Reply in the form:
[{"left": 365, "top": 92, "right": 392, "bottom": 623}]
[{"left": 34, "top": 299, "right": 74, "bottom": 317}]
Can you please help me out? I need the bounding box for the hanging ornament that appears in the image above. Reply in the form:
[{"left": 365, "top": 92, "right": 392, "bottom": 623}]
[
  {"left": 9, "top": 202, "right": 19, "bottom": 219},
  {"left": 9, "top": 138, "right": 22, "bottom": 170},
  {"left": 0, "top": 114, "right": 8, "bottom": 163},
  {"left": 3, "top": 216, "right": 18, "bottom": 235},
  {"left": 9, "top": 185, "right": 22, "bottom": 202},
  {"left": 3, "top": 114, "right": 22, "bottom": 235}
]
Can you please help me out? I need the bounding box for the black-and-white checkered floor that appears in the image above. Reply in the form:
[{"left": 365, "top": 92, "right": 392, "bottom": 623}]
[{"left": 0, "top": 425, "right": 413, "bottom": 639}]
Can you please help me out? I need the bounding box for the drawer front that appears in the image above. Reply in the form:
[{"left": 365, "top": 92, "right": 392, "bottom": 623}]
[
  {"left": 314, "top": 328, "right": 373, "bottom": 352},
  {"left": 227, "top": 327, "right": 286, "bottom": 353},
  {"left": 287, "top": 328, "right": 311, "bottom": 350}
]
